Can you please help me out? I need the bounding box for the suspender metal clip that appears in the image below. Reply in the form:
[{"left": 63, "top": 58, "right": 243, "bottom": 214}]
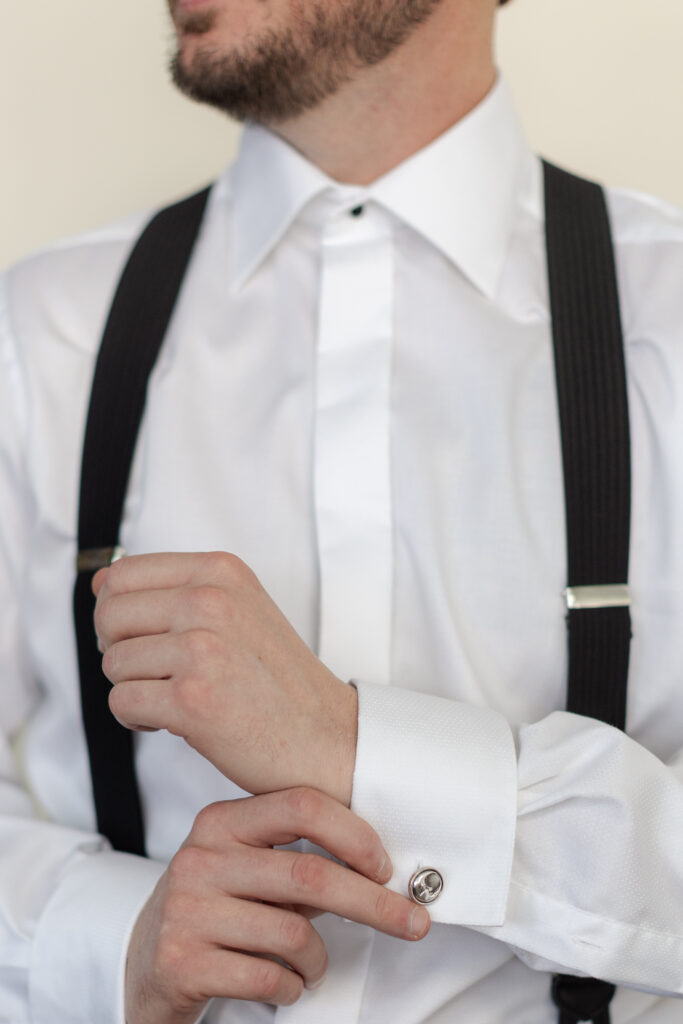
[
  {"left": 76, "top": 545, "right": 126, "bottom": 573},
  {"left": 564, "top": 584, "right": 630, "bottom": 610}
]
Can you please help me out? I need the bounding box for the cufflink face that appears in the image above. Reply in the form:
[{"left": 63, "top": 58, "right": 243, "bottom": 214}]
[{"left": 409, "top": 868, "right": 443, "bottom": 904}]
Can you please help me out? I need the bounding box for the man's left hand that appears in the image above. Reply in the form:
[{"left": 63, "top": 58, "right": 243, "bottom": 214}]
[{"left": 93, "top": 552, "right": 357, "bottom": 806}]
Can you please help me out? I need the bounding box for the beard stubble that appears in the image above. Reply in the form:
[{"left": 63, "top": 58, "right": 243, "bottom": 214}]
[{"left": 169, "top": 0, "right": 444, "bottom": 124}]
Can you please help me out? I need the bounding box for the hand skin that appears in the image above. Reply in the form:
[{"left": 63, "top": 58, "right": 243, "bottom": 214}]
[
  {"left": 93, "top": 551, "right": 357, "bottom": 805},
  {"left": 126, "top": 788, "right": 430, "bottom": 1023}
]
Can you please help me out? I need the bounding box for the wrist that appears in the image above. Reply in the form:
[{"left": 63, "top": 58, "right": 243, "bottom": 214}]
[{"left": 320, "top": 678, "right": 358, "bottom": 807}]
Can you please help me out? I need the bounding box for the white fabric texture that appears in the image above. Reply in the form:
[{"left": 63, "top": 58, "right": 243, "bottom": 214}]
[{"left": 2, "top": 75, "right": 683, "bottom": 1022}]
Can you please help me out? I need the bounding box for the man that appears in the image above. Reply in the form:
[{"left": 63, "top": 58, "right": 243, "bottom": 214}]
[{"left": 1, "top": 0, "right": 683, "bottom": 1021}]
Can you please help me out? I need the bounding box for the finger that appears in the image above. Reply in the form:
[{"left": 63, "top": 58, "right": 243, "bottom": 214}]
[
  {"left": 175, "top": 946, "right": 304, "bottom": 1007},
  {"left": 98, "top": 550, "right": 253, "bottom": 599},
  {"left": 276, "top": 902, "right": 325, "bottom": 921},
  {"left": 194, "top": 790, "right": 392, "bottom": 884},
  {"left": 207, "top": 897, "right": 327, "bottom": 990},
  {"left": 289, "top": 905, "right": 325, "bottom": 920},
  {"left": 96, "top": 552, "right": 199, "bottom": 598},
  {"left": 209, "top": 844, "right": 429, "bottom": 942},
  {"left": 102, "top": 634, "right": 181, "bottom": 683},
  {"left": 108, "top": 678, "right": 183, "bottom": 734},
  {"left": 94, "top": 581, "right": 243, "bottom": 649},
  {"left": 94, "top": 589, "right": 180, "bottom": 648}
]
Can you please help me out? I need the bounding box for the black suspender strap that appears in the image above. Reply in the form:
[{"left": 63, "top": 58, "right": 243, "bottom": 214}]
[
  {"left": 543, "top": 160, "right": 632, "bottom": 1024},
  {"left": 73, "top": 186, "right": 212, "bottom": 855},
  {"left": 544, "top": 160, "right": 632, "bottom": 729}
]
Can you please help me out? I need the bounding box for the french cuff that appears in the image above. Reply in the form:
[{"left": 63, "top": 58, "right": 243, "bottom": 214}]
[
  {"left": 30, "top": 849, "right": 165, "bottom": 1024},
  {"left": 351, "top": 681, "right": 517, "bottom": 927}
]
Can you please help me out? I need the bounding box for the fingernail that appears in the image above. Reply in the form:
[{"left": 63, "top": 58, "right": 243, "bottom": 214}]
[
  {"left": 306, "top": 974, "right": 326, "bottom": 991},
  {"left": 409, "top": 905, "right": 430, "bottom": 939},
  {"left": 376, "top": 852, "right": 393, "bottom": 883}
]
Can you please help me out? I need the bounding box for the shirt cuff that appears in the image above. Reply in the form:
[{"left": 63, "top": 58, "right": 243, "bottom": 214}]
[
  {"left": 351, "top": 681, "right": 517, "bottom": 926},
  {"left": 30, "top": 848, "right": 166, "bottom": 1024}
]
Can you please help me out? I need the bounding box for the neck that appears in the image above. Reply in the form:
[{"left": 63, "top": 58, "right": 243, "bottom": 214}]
[{"left": 268, "top": 1, "right": 498, "bottom": 185}]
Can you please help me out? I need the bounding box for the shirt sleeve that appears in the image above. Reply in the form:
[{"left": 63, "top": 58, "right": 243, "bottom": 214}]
[
  {"left": 0, "top": 272, "right": 165, "bottom": 1024},
  {"left": 351, "top": 679, "right": 683, "bottom": 999}
]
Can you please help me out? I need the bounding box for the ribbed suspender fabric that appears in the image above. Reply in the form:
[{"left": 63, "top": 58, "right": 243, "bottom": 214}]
[
  {"left": 544, "top": 161, "right": 632, "bottom": 730},
  {"left": 73, "top": 186, "right": 211, "bottom": 855},
  {"left": 72, "top": 164, "right": 632, "bottom": 1021},
  {"left": 544, "top": 160, "right": 631, "bottom": 1023}
]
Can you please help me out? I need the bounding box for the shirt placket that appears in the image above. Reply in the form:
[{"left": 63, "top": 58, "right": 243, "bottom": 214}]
[
  {"left": 277, "top": 205, "right": 394, "bottom": 1023},
  {"left": 313, "top": 204, "right": 395, "bottom": 688}
]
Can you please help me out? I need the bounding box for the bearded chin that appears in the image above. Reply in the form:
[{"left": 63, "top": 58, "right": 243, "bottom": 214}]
[
  {"left": 169, "top": 0, "right": 443, "bottom": 124},
  {"left": 169, "top": 32, "right": 350, "bottom": 124}
]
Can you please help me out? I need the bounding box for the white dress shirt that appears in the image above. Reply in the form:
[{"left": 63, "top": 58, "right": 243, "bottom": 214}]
[{"left": 2, "top": 75, "right": 683, "bottom": 1023}]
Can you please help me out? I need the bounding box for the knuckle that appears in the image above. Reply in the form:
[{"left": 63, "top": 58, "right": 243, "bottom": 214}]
[
  {"left": 155, "top": 931, "right": 184, "bottom": 979},
  {"left": 211, "top": 550, "right": 244, "bottom": 578},
  {"left": 107, "top": 682, "right": 130, "bottom": 724},
  {"left": 286, "top": 786, "right": 324, "bottom": 825},
  {"left": 279, "top": 912, "right": 312, "bottom": 956},
  {"left": 211, "top": 551, "right": 260, "bottom": 592},
  {"left": 290, "top": 854, "right": 326, "bottom": 897},
  {"left": 252, "top": 961, "right": 285, "bottom": 1003},
  {"left": 278, "top": 975, "right": 304, "bottom": 1007},
  {"left": 373, "top": 884, "right": 396, "bottom": 925},
  {"left": 167, "top": 843, "right": 207, "bottom": 886},
  {"left": 154, "top": 910, "right": 197, "bottom": 980},
  {"left": 191, "top": 801, "right": 226, "bottom": 840},
  {"left": 183, "top": 628, "right": 221, "bottom": 662},
  {"left": 154, "top": 946, "right": 205, "bottom": 1009},
  {"left": 101, "top": 643, "right": 118, "bottom": 679}
]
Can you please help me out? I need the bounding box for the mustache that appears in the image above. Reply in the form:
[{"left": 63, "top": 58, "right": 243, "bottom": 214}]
[{"left": 173, "top": 9, "right": 217, "bottom": 35}]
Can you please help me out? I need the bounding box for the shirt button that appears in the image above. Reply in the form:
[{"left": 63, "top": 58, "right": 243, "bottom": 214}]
[
  {"left": 409, "top": 868, "right": 444, "bottom": 904},
  {"left": 350, "top": 205, "right": 365, "bottom": 217}
]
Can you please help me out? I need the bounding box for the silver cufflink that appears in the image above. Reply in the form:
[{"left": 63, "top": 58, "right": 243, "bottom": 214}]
[{"left": 409, "top": 868, "right": 443, "bottom": 905}]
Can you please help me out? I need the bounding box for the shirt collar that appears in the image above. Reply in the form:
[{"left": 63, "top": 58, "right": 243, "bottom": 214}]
[{"left": 228, "top": 74, "right": 531, "bottom": 299}]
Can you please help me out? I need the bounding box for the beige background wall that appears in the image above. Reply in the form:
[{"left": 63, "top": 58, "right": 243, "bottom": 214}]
[{"left": 2, "top": 0, "right": 681, "bottom": 271}]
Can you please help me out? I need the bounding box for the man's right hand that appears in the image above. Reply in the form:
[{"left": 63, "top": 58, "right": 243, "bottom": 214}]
[{"left": 125, "top": 788, "right": 430, "bottom": 1024}]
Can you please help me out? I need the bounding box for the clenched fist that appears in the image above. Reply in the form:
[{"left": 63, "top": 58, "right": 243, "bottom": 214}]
[{"left": 93, "top": 551, "right": 357, "bottom": 804}]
